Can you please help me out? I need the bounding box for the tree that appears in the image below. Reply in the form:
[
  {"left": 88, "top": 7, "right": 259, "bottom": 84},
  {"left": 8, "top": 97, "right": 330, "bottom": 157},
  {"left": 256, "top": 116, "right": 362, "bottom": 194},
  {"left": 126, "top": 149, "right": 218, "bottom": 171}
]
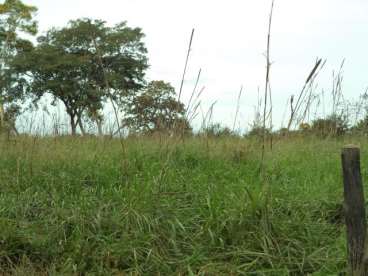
[
  {"left": 12, "top": 40, "right": 100, "bottom": 135},
  {"left": 13, "top": 18, "right": 148, "bottom": 135},
  {"left": 123, "top": 80, "right": 191, "bottom": 134},
  {"left": 0, "top": 0, "right": 37, "bottom": 133}
]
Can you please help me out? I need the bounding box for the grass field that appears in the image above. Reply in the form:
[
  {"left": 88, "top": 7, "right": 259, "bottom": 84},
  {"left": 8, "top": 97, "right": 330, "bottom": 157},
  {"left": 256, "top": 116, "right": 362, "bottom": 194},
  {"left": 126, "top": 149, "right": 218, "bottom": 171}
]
[{"left": 0, "top": 134, "right": 363, "bottom": 275}]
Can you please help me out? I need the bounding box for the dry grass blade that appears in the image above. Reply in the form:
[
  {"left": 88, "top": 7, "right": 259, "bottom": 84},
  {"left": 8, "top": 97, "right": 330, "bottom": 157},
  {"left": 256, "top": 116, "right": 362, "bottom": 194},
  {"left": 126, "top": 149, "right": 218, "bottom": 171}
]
[
  {"left": 186, "top": 86, "right": 205, "bottom": 121},
  {"left": 186, "top": 68, "right": 202, "bottom": 115},
  {"left": 188, "top": 101, "right": 201, "bottom": 124},
  {"left": 261, "top": 0, "right": 275, "bottom": 172},
  {"left": 331, "top": 59, "right": 345, "bottom": 116},
  {"left": 287, "top": 58, "right": 324, "bottom": 130},
  {"left": 233, "top": 85, "right": 243, "bottom": 132},
  {"left": 178, "top": 28, "right": 195, "bottom": 102},
  {"left": 201, "top": 101, "right": 217, "bottom": 130}
]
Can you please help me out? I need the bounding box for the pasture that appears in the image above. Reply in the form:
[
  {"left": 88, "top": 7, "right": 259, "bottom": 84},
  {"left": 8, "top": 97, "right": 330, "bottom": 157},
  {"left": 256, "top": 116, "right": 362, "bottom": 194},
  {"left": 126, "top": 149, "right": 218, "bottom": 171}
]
[{"left": 0, "top": 135, "right": 360, "bottom": 275}]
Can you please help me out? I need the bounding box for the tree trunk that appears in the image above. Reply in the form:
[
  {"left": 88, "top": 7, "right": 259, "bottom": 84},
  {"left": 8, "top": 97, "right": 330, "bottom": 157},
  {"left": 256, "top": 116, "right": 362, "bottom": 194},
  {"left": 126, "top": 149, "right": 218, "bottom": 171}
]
[
  {"left": 97, "top": 119, "right": 103, "bottom": 136},
  {"left": 10, "top": 121, "right": 18, "bottom": 136},
  {"left": 78, "top": 118, "right": 86, "bottom": 136},
  {"left": 70, "top": 115, "right": 77, "bottom": 136},
  {"left": 0, "top": 103, "right": 4, "bottom": 131}
]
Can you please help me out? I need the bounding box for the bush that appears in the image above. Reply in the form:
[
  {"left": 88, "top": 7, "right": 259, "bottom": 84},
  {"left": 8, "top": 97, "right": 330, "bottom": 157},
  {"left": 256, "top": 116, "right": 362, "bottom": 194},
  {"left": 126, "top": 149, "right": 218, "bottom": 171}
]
[
  {"left": 351, "top": 116, "right": 368, "bottom": 135},
  {"left": 246, "top": 126, "right": 270, "bottom": 137},
  {"left": 311, "top": 115, "right": 348, "bottom": 137},
  {"left": 200, "top": 123, "right": 238, "bottom": 138}
]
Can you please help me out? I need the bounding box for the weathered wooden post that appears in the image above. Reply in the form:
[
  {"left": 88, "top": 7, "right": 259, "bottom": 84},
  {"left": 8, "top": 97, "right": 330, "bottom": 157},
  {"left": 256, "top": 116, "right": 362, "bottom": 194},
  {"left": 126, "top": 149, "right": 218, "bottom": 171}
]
[{"left": 342, "top": 145, "right": 368, "bottom": 275}]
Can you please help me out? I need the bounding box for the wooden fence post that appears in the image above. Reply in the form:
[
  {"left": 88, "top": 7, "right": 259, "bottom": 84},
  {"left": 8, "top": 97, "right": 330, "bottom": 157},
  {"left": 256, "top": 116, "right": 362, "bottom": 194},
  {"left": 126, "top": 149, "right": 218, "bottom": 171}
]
[{"left": 342, "top": 145, "right": 368, "bottom": 276}]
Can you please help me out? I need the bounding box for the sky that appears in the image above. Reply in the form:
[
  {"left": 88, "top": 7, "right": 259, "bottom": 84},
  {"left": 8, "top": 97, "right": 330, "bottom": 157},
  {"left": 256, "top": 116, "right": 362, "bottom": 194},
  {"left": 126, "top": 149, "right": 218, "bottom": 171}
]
[{"left": 21, "top": 0, "right": 368, "bottom": 131}]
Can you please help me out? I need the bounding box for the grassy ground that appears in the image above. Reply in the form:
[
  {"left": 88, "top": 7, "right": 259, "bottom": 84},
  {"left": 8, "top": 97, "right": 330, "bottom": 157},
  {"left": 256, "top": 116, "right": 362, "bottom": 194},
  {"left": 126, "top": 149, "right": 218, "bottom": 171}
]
[{"left": 0, "top": 134, "right": 363, "bottom": 275}]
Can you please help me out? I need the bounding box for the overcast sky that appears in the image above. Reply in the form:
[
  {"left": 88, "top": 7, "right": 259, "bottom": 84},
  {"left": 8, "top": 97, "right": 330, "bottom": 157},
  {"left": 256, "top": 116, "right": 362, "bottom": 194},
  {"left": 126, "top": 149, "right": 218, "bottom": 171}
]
[{"left": 24, "top": 0, "right": 368, "bottom": 130}]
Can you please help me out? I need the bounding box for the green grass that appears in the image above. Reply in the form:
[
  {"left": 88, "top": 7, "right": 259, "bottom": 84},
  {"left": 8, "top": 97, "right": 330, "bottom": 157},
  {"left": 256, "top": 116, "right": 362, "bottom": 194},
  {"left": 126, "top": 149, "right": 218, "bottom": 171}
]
[{"left": 0, "top": 134, "right": 363, "bottom": 275}]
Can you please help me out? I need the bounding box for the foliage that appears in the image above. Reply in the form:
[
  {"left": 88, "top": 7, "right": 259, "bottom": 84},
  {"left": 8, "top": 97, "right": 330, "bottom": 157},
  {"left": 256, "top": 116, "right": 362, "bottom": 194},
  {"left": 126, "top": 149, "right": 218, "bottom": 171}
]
[
  {"left": 246, "top": 125, "right": 271, "bottom": 137},
  {"left": 311, "top": 115, "right": 349, "bottom": 137},
  {"left": 351, "top": 115, "right": 368, "bottom": 134},
  {"left": 0, "top": 0, "right": 37, "bottom": 39},
  {"left": 123, "top": 80, "right": 190, "bottom": 134},
  {"left": 12, "top": 18, "right": 148, "bottom": 135},
  {"left": 0, "top": 103, "right": 20, "bottom": 135},
  {"left": 200, "top": 123, "right": 237, "bottom": 138},
  {"left": 0, "top": 0, "right": 38, "bottom": 133}
]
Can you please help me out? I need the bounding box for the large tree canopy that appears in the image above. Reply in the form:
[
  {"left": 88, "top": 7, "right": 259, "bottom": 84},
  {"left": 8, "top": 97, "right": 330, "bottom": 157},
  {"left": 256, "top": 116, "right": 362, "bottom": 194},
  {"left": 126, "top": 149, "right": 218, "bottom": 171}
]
[{"left": 13, "top": 18, "right": 148, "bottom": 135}]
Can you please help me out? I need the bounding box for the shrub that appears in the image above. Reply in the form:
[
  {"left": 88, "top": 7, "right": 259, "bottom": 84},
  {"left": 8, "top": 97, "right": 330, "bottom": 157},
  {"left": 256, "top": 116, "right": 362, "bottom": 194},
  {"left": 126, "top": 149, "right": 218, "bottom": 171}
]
[
  {"left": 200, "top": 123, "right": 238, "bottom": 138},
  {"left": 311, "top": 115, "right": 348, "bottom": 137},
  {"left": 246, "top": 126, "right": 270, "bottom": 137},
  {"left": 351, "top": 115, "right": 368, "bottom": 135}
]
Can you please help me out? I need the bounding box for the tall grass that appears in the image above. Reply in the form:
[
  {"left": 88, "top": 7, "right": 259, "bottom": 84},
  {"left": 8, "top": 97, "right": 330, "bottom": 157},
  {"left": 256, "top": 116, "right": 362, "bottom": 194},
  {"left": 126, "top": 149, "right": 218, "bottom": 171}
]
[{"left": 0, "top": 134, "right": 362, "bottom": 274}]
